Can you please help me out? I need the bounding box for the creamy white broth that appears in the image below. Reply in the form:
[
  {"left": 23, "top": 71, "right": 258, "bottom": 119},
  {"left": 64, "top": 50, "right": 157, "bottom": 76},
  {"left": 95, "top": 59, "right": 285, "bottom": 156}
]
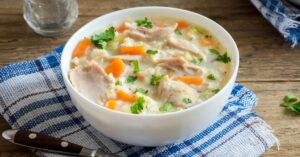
[{"left": 69, "top": 17, "right": 232, "bottom": 114}]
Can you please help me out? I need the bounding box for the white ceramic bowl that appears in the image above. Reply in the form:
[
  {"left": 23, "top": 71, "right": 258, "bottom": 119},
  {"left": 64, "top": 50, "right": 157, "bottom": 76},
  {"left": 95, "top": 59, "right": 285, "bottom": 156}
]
[{"left": 61, "top": 7, "right": 239, "bottom": 146}]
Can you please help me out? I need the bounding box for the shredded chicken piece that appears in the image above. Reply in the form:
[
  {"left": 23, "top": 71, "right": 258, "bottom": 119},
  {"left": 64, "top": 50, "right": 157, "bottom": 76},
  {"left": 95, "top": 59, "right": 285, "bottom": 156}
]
[
  {"left": 69, "top": 61, "right": 114, "bottom": 105},
  {"left": 124, "top": 22, "right": 177, "bottom": 41},
  {"left": 156, "top": 57, "right": 202, "bottom": 74},
  {"left": 167, "top": 35, "right": 202, "bottom": 56},
  {"left": 158, "top": 76, "right": 198, "bottom": 108}
]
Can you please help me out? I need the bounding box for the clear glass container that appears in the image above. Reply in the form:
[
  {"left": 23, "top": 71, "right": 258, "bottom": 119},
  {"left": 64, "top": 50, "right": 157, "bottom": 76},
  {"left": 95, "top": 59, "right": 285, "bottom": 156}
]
[{"left": 23, "top": 0, "right": 78, "bottom": 37}]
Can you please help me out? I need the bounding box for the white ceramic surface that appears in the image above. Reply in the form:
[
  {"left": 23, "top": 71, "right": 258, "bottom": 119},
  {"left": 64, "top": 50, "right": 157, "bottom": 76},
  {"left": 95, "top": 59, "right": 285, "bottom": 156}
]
[{"left": 61, "top": 7, "right": 239, "bottom": 146}]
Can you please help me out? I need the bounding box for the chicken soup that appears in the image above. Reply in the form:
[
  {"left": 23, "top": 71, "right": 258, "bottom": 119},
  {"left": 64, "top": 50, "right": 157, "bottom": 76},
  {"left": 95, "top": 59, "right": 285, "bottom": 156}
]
[{"left": 69, "top": 17, "right": 232, "bottom": 114}]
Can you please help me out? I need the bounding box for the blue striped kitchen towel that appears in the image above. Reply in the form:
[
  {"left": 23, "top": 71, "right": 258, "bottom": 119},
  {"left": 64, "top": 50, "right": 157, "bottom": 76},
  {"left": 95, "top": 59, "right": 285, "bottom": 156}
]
[
  {"left": 0, "top": 45, "right": 278, "bottom": 157},
  {"left": 251, "top": 0, "right": 300, "bottom": 47}
]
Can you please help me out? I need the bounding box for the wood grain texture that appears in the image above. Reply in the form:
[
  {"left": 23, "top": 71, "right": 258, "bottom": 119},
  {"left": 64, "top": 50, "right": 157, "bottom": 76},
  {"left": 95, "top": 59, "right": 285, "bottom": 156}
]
[{"left": 0, "top": 0, "right": 299, "bottom": 156}]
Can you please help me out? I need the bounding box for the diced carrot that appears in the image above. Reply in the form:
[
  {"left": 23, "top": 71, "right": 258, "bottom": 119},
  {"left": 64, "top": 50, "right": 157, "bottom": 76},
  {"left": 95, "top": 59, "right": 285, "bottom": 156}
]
[
  {"left": 176, "top": 76, "right": 204, "bottom": 85},
  {"left": 116, "top": 90, "right": 137, "bottom": 103},
  {"left": 120, "top": 46, "right": 145, "bottom": 55},
  {"left": 72, "top": 38, "right": 92, "bottom": 58},
  {"left": 200, "top": 38, "right": 213, "bottom": 46},
  {"left": 177, "top": 21, "right": 189, "bottom": 29},
  {"left": 106, "top": 100, "right": 118, "bottom": 110},
  {"left": 137, "top": 75, "right": 144, "bottom": 81},
  {"left": 117, "top": 23, "right": 127, "bottom": 33},
  {"left": 105, "top": 58, "right": 126, "bottom": 78}
]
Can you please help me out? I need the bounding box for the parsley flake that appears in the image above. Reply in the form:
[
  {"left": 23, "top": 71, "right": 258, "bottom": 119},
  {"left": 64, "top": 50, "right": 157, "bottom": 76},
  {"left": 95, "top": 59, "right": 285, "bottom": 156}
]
[
  {"left": 209, "top": 49, "right": 231, "bottom": 63},
  {"left": 91, "top": 27, "right": 115, "bottom": 49},
  {"left": 193, "top": 57, "right": 203, "bottom": 66},
  {"left": 159, "top": 102, "right": 174, "bottom": 112},
  {"left": 280, "top": 93, "right": 300, "bottom": 114},
  {"left": 127, "top": 76, "right": 137, "bottom": 83},
  {"left": 207, "top": 74, "right": 216, "bottom": 80},
  {"left": 175, "top": 29, "right": 182, "bottom": 35},
  {"left": 150, "top": 74, "right": 165, "bottom": 86},
  {"left": 183, "top": 98, "right": 192, "bottom": 104},
  {"left": 136, "top": 17, "right": 152, "bottom": 28},
  {"left": 212, "top": 89, "right": 220, "bottom": 94},
  {"left": 146, "top": 49, "right": 158, "bottom": 55},
  {"left": 135, "top": 88, "right": 148, "bottom": 94},
  {"left": 115, "top": 80, "right": 122, "bottom": 86},
  {"left": 130, "top": 97, "right": 145, "bottom": 114}
]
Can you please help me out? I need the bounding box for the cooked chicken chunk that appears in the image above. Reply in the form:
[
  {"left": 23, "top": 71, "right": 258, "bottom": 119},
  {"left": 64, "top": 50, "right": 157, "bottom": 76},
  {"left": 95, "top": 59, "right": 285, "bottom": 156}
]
[
  {"left": 124, "top": 22, "right": 177, "bottom": 41},
  {"left": 104, "top": 55, "right": 142, "bottom": 61},
  {"left": 158, "top": 76, "right": 199, "bottom": 108},
  {"left": 167, "top": 35, "right": 202, "bottom": 56},
  {"left": 156, "top": 57, "right": 202, "bottom": 74},
  {"left": 69, "top": 61, "right": 114, "bottom": 105}
]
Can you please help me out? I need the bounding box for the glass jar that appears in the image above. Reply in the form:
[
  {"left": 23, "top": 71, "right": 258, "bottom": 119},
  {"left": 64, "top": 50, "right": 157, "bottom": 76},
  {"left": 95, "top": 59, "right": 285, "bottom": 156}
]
[{"left": 23, "top": 0, "right": 78, "bottom": 37}]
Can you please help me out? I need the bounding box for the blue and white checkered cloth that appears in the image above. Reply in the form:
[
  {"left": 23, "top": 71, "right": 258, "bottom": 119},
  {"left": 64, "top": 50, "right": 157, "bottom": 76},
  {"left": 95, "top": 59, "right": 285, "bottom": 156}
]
[
  {"left": 0, "top": 45, "right": 278, "bottom": 157},
  {"left": 251, "top": 0, "right": 300, "bottom": 47}
]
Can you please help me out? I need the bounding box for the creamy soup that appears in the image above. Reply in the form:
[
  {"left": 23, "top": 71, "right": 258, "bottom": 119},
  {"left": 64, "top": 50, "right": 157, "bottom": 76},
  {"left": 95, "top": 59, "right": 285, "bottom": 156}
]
[{"left": 69, "top": 17, "right": 232, "bottom": 114}]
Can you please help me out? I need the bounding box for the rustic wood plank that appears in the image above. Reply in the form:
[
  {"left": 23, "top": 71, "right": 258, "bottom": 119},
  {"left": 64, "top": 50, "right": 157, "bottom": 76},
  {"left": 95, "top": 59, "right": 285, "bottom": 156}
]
[{"left": 0, "top": 0, "right": 299, "bottom": 156}]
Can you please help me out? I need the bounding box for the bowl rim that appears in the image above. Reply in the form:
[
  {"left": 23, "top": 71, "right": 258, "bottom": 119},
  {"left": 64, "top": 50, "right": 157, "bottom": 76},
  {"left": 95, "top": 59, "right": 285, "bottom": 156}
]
[{"left": 61, "top": 6, "right": 240, "bottom": 117}]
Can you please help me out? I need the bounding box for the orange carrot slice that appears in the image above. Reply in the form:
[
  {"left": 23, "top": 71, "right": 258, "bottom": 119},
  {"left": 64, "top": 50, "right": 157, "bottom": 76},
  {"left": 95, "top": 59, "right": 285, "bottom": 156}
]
[
  {"left": 120, "top": 46, "right": 145, "bottom": 55},
  {"left": 105, "top": 58, "right": 126, "bottom": 78},
  {"left": 176, "top": 76, "right": 204, "bottom": 85},
  {"left": 177, "top": 21, "right": 189, "bottom": 29},
  {"left": 117, "top": 23, "right": 127, "bottom": 33},
  {"left": 72, "top": 38, "right": 91, "bottom": 58},
  {"left": 116, "top": 90, "right": 137, "bottom": 103},
  {"left": 106, "top": 100, "right": 118, "bottom": 110},
  {"left": 200, "top": 38, "right": 213, "bottom": 46}
]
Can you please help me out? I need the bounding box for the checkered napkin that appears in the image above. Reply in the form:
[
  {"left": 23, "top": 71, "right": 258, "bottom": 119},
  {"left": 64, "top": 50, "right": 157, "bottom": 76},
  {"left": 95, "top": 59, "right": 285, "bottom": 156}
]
[
  {"left": 0, "top": 45, "right": 278, "bottom": 157},
  {"left": 251, "top": 0, "right": 300, "bottom": 47}
]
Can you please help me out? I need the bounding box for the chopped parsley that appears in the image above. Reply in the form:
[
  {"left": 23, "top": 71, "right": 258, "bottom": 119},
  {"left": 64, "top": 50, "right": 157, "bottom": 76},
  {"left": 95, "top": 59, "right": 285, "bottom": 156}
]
[
  {"left": 193, "top": 57, "right": 203, "bottom": 66},
  {"left": 146, "top": 49, "right": 158, "bottom": 55},
  {"left": 150, "top": 74, "right": 165, "bottom": 86},
  {"left": 135, "top": 88, "right": 148, "bottom": 94},
  {"left": 212, "top": 89, "right": 220, "bottom": 94},
  {"left": 130, "top": 97, "right": 145, "bottom": 114},
  {"left": 136, "top": 17, "right": 152, "bottom": 28},
  {"left": 159, "top": 102, "right": 174, "bottom": 112},
  {"left": 127, "top": 76, "right": 137, "bottom": 83},
  {"left": 115, "top": 80, "right": 122, "bottom": 86},
  {"left": 183, "top": 98, "right": 192, "bottom": 104},
  {"left": 207, "top": 74, "right": 216, "bottom": 80},
  {"left": 280, "top": 93, "right": 300, "bottom": 114},
  {"left": 91, "top": 27, "right": 115, "bottom": 49},
  {"left": 175, "top": 29, "right": 182, "bottom": 35},
  {"left": 132, "top": 60, "right": 140, "bottom": 73},
  {"left": 209, "top": 49, "right": 231, "bottom": 63}
]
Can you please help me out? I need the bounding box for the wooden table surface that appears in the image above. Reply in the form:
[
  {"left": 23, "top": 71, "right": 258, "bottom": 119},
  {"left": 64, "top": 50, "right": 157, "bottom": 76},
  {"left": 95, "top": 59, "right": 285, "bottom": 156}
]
[{"left": 0, "top": 0, "right": 299, "bottom": 156}]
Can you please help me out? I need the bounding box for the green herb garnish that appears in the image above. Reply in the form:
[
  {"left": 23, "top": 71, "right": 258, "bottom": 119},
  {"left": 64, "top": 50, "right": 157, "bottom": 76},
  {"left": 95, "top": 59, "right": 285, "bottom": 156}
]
[
  {"left": 132, "top": 60, "right": 140, "bottom": 73},
  {"left": 280, "top": 94, "right": 300, "bottom": 114},
  {"left": 183, "top": 98, "right": 192, "bottom": 104},
  {"left": 130, "top": 97, "right": 145, "bottom": 114},
  {"left": 193, "top": 57, "right": 203, "bottom": 66},
  {"left": 159, "top": 102, "right": 174, "bottom": 112},
  {"left": 135, "top": 88, "right": 148, "bottom": 94},
  {"left": 209, "top": 49, "right": 231, "bottom": 63},
  {"left": 150, "top": 74, "right": 165, "bottom": 86},
  {"left": 115, "top": 80, "right": 122, "bottom": 86},
  {"left": 91, "top": 27, "right": 115, "bottom": 49},
  {"left": 136, "top": 17, "right": 152, "bottom": 28},
  {"left": 127, "top": 76, "right": 137, "bottom": 83},
  {"left": 212, "top": 89, "right": 220, "bottom": 94},
  {"left": 175, "top": 29, "right": 182, "bottom": 35},
  {"left": 146, "top": 49, "right": 158, "bottom": 55},
  {"left": 207, "top": 74, "right": 216, "bottom": 80}
]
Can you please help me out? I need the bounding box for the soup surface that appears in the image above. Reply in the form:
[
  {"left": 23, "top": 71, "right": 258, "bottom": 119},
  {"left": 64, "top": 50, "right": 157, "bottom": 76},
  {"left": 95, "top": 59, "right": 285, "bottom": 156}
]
[{"left": 69, "top": 17, "right": 232, "bottom": 114}]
